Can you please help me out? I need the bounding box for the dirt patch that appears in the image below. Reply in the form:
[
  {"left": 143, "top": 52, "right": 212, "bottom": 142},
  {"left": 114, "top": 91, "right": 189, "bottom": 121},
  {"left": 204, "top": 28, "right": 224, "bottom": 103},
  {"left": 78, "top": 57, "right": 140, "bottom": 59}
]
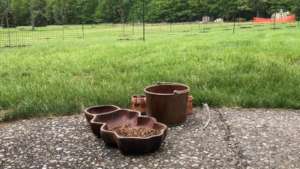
[
  {"left": 0, "top": 109, "right": 13, "bottom": 127},
  {"left": 0, "top": 109, "right": 13, "bottom": 122}
]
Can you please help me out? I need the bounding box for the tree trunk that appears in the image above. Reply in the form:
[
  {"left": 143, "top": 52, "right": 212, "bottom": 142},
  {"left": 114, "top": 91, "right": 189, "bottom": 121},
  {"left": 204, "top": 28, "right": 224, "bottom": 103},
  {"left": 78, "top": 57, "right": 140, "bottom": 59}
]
[{"left": 1, "top": 15, "right": 4, "bottom": 26}]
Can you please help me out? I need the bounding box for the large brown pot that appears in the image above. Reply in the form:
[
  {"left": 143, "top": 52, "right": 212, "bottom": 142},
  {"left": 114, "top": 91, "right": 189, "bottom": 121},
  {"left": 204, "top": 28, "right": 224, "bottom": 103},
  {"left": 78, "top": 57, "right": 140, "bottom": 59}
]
[{"left": 144, "top": 82, "right": 190, "bottom": 126}]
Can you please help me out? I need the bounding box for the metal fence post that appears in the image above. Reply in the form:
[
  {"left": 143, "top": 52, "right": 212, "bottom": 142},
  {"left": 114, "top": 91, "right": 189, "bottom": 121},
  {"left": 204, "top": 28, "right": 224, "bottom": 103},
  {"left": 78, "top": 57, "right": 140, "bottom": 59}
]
[
  {"left": 6, "top": 14, "right": 11, "bottom": 47},
  {"left": 132, "top": 17, "right": 135, "bottom": 35},
  {"left": 233, "top": 17, "right": 236, "bottom": 33},
  {"left": 142, "top": 0, "right": 145, "bottom": 41},
  {"left": 82, "top": 23, "right": 84, "bottom": 39},
  {"left": 62, "top": 25, "right": 64, "bottom": 40},
  {"left": 5, "top": 0, "right": 11, "bottom": 47}
]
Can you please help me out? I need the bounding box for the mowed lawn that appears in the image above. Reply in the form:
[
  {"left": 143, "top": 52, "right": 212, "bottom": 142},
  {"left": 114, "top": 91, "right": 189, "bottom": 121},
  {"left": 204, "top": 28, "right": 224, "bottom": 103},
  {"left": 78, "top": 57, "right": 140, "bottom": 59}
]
[{"left": 0, "top": 23, "right": 300, "bottom": 121}]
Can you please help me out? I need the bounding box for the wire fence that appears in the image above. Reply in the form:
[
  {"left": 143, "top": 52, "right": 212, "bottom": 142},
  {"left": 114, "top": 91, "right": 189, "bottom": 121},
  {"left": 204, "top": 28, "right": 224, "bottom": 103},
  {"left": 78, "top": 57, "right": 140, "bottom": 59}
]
[
  {"left": 0, "top": 25, "right": 85, "bottom": 48},
  {"left": 0, "top": 21, "right": 299, "bottom": 48}
]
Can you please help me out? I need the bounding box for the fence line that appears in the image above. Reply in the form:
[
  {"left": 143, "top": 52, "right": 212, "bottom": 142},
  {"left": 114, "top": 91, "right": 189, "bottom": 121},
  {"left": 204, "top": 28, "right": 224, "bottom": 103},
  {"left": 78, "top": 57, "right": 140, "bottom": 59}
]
[{"left": 0, "top": 21, "right": 299, "bottom": 48}]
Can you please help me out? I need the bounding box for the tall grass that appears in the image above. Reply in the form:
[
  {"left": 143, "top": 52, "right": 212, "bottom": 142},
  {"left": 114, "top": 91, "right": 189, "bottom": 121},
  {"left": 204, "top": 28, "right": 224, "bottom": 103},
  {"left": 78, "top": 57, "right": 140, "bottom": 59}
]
[{"left": 0, "top": 23, "right": 299, "bottom": 121}]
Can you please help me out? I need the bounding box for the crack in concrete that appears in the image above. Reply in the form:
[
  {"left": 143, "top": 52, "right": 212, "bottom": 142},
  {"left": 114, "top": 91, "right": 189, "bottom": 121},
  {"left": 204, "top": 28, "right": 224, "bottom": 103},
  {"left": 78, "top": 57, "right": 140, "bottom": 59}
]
[{"left": 216, "top": 109, "right": 249, "bottom": 169}]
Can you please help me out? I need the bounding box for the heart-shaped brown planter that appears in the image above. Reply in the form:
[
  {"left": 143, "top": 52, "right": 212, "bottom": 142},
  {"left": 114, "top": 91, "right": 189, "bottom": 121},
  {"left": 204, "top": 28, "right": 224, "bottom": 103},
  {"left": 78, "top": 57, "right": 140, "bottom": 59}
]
[
  {"left": 83, "top": 105, "right": 120, "bottom": 137},
  {"left": 90, "top": 109, "right": 139, "bottom": 138},
  {"left": 91, "top": 109, "right": 168, "bottom": 155}
]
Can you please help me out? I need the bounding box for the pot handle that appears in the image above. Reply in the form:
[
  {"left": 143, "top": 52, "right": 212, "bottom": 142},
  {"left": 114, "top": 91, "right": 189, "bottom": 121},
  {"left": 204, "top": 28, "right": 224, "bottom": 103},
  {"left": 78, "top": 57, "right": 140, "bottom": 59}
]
[
  {"left": 157, "top": 82, "right": 173, "bottom": 85},
  {"left": 174, "top": 90, "right": 188, "bottom": 95}
]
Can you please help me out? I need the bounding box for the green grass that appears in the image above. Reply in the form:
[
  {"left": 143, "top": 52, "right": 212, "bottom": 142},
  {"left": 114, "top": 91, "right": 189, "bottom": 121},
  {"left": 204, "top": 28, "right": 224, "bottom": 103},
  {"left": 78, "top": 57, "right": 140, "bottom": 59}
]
[{"left": 0, "top": 23, "right": 300, "bottom": 121}]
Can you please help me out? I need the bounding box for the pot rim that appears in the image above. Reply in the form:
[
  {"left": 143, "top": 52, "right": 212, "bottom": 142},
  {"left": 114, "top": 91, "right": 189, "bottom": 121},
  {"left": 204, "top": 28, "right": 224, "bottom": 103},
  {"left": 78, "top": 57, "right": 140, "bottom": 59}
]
[
  {"left": 84, "top": 105, "right": 121, "bottom": 117},
  {"left": 144, "top": 82, "right": 190, "bottom": 96},
  {"left": 132, "top": 95, "right": 146, "bottom": 98},
  {"left": 90, "top": 109, "right": 141, "bottom": 125}
]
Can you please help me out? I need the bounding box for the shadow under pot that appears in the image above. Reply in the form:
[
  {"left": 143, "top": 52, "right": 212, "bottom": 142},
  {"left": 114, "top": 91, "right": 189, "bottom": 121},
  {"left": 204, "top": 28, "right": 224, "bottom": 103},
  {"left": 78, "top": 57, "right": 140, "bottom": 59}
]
[{"left": 144, "top": 82, "right": 190, "bottom": 126}]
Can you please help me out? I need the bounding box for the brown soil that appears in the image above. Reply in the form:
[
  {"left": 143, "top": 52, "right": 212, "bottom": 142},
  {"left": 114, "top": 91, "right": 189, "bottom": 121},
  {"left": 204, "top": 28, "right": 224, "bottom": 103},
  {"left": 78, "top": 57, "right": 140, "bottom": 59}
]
[{"left": 113, "top": 125, "right": 161, "bottom": 137}]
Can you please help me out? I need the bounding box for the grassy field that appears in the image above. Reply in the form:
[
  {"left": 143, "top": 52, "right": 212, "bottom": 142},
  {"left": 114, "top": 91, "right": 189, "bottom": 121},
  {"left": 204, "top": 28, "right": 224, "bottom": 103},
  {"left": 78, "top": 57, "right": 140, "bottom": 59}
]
[{"left": 0, "top": 22, "right": 300, "bottom": 121}]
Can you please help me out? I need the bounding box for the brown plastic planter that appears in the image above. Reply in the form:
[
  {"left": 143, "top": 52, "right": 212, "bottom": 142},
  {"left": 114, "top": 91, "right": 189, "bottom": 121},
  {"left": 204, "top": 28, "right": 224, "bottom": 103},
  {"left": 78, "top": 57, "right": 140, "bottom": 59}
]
[
  {"left": 100, "top": 110, "right": 167, "bottom": 155},
  {"left": 84, "top": 105, "right": 120, "bottom": 124},
  {"left": 130, "top": 95, "right": 147, "bottom": 114},
  {"left": 186, "top": 96, "right": 193, "bottom": 115},
  {"left": 144, "top": 82, "right": 190, "bottom": 125},
  {"left": 90, "top": 109, "right": 140, "bottom": 139},
  {"left": 131, "top": 95, "right": 193, "bottom": 116},
  {"left": 83, "top": 105, "right": 120, "bottom": 137}
]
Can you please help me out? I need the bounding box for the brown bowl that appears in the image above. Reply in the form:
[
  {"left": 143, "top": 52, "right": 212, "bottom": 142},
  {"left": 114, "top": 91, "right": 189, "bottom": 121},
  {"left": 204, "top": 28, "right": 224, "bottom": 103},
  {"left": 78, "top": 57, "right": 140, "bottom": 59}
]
[
  {"left": 83, "top": 105, "right": 120, "bottom": 123},
  {"left": 83, "top": 105, "right": 120, "bottom": 137},
  {"left": 101, "top": 114, "right": 167, "bottom": 155}
]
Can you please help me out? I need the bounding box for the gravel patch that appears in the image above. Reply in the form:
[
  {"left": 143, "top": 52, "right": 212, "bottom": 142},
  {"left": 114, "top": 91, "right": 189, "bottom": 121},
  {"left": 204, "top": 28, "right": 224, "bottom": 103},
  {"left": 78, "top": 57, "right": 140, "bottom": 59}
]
[
  {"left": 223, "top": 108, "right": 300, "bottom": 169},
  {"left": 0, "top": 108, "right": 299, "bottom": 169}
]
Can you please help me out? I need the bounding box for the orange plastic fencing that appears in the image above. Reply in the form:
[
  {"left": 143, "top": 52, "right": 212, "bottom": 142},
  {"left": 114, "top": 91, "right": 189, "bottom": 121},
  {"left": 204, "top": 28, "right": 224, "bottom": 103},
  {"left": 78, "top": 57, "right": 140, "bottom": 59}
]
[{"left": 253, "top": 15, "right": 296, "bottom": 23}]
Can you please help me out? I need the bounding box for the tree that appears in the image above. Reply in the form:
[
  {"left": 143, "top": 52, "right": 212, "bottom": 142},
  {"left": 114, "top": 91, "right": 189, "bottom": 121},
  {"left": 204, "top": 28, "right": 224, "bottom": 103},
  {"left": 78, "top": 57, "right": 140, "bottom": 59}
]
[
  {"left": 0, "top": 0, "right": 6, "bottom": 26},
  {"left": 171, "top": 0, "right": 192, "bottom": 22},
  {"left": 236, "top": 0, "right": 252, "bottom": 20},
  {"left": 11, "top": 0, "right": 30, "bottom": 25},
  {"left": 94, "top": 0, "right": 117, "bottom": 22},
  {"left": 248, "top": 0, "right": 268, "bottom": 17},
  {"left": 77, "top": 0, "right": 98, "bottom": 23},
  {"left": 146, "top": 0, "right": 172, "bottom": 22},
  {"left": 1, "top": 0, "right": 17, "bottom": 27},
  {"left": 1, "top": 0, "right": 299, "bottom": 25},
  {"left": 30, "top": 0, "right": 47, "bottom": 30},
  {"left": 291, "top": 0, "right": 300, "bottom": 17},
  {"left": 188, "top": 0, "right": 209, "bottom": 20}
]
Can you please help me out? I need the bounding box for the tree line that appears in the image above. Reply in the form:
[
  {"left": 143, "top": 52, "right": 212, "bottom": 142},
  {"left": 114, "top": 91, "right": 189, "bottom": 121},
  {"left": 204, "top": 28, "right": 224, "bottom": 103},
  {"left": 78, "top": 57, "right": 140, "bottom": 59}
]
[{"left": 1, "top": 0, "right": 300, "bottom": 27}]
